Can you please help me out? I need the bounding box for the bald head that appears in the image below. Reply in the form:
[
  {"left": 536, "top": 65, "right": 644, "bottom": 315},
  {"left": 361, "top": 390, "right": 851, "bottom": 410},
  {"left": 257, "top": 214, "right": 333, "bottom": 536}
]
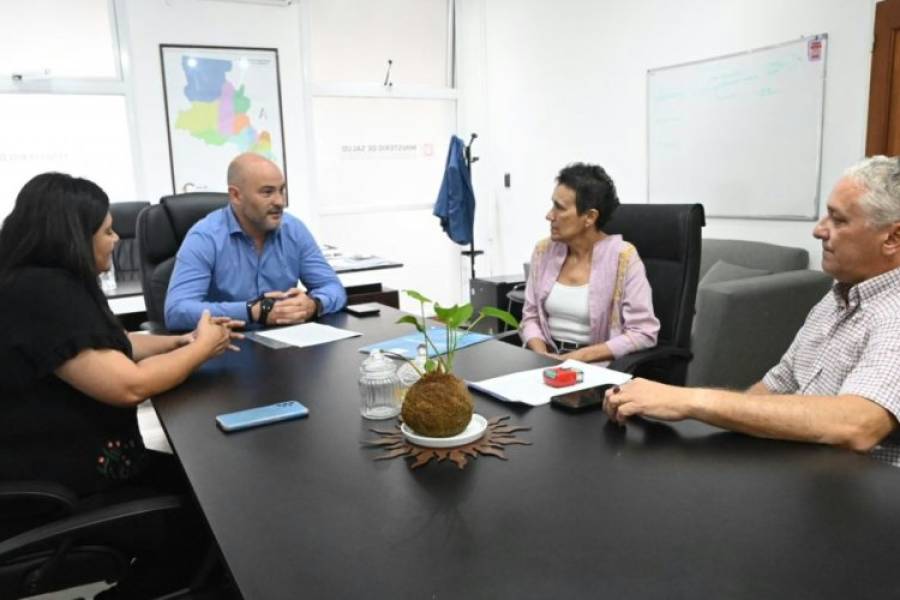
[{"left": 227, "top": 153, "right": 281, "bottom": 188}]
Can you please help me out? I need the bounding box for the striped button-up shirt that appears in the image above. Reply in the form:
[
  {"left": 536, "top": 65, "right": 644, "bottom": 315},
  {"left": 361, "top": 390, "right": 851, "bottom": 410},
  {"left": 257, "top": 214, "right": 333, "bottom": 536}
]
[{"left": 763, "top": 265, "right": 900, "bottom": 464}]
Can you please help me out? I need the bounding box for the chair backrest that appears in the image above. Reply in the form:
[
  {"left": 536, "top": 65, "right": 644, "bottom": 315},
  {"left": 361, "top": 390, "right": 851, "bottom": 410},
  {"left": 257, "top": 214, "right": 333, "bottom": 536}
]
[
  {"left": 0, "top": 480, "right": 185, "bottom": 598},
  {"left": 110, "top": 201, "right": 150, "bottom": 278},
  {"left": 699, "top": 238, "right": 809, "bottom": 279},
  {"left": 603, "top": 203, "right": 705, "bottom": 351},
  {"left": 136, "top": 193, "right": 229, "bottom": 327}
]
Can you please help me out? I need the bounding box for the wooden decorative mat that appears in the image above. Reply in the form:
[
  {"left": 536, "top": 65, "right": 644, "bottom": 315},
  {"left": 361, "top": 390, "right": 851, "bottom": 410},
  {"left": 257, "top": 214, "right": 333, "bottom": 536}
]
[{"left": 364, "top": 415, "right": 531, "bottom": 469}]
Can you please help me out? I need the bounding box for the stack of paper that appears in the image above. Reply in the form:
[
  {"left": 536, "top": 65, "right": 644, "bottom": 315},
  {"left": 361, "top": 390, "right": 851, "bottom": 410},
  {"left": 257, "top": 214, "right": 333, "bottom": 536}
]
[
  {"left": 253, "top": 322, "right": 361, "bottom": 349},
  {"left": 468, "top": 360, "right": 632, "bottom": 406}
]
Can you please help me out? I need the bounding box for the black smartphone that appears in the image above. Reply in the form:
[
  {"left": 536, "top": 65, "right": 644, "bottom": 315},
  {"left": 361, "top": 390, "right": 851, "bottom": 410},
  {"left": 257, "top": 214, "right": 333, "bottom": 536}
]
[
  {"left": 345, "top": 302, "right": 381, "bottom": 317},
  {"left": 550, "top": 384, "right": 612, "bottom": 412}
]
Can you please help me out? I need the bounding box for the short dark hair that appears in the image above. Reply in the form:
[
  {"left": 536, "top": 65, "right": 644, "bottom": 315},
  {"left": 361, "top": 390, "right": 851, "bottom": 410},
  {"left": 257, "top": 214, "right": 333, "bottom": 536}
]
[
  {"left": 556, "top": 163, "right": 619, "bottom": 229},
  {"left": 0, "top": 172, "right": 118, "bottom": 325}
]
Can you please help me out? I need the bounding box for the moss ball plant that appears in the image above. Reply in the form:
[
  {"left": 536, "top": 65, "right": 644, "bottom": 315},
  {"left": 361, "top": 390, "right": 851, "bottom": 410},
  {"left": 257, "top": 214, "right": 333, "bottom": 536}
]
[
  {"left": 394, "top": 290, "right": 518, "bottom": 438},
  {"left": 402, "top": 372, "right": 473, "bottom": 437}
]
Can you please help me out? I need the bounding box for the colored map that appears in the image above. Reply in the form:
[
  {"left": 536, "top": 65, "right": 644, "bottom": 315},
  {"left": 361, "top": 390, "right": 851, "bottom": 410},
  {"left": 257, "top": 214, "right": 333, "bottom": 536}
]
[{"left": 174, "top": 57, "right": 273, "bottom": 157}]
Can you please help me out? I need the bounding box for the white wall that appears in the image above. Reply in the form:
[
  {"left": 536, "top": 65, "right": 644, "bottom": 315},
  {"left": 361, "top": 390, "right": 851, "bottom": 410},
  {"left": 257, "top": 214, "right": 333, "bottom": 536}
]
[
  {"left": 8, "top": 0, "right": 877, "bottom": 293},
  {"left": 119, "top": 0, "right": 467, "bottom": 308},
  {"left": 117, "top": 0, "right": 315, "bottom": 222},
  {"left": 472, "top": 0, "right": 877, "bottom": 274}
]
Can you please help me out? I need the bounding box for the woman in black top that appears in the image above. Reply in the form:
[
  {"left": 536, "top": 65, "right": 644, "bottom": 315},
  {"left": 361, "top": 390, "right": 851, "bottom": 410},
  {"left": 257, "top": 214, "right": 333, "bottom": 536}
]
[{"left": 0, "top": 172, "right": 242, "bottom": 597}]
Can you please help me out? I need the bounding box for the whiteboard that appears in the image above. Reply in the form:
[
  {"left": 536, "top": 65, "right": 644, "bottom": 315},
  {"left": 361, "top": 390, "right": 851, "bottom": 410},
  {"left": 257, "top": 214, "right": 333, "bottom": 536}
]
[{"left": 647, "top": 35, "right": 827, "bottom": 220}]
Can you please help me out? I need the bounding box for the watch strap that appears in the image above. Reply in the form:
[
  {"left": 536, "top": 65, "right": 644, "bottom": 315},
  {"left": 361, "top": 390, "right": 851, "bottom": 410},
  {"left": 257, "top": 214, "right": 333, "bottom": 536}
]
[{"left": 258, "top": 297, "right": 276, "bottom": 325}]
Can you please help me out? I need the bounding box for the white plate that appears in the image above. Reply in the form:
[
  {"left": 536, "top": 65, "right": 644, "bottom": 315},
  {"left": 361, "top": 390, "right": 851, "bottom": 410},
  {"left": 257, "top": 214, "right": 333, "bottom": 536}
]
[{"left": 401, "top": 414, "right": 488, "bottom": 448}]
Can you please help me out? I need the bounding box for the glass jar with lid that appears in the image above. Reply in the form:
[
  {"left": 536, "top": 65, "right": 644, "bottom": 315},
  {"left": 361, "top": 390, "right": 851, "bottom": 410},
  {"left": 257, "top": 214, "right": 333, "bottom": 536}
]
[{"left": 358, "top": 349, "right": 402, "bottom": 420}]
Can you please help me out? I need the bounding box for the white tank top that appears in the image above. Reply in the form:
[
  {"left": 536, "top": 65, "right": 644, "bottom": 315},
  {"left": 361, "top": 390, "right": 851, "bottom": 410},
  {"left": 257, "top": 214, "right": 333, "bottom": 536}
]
[{"left": 545, "top": 282, "right": 591, "bottom": 345}]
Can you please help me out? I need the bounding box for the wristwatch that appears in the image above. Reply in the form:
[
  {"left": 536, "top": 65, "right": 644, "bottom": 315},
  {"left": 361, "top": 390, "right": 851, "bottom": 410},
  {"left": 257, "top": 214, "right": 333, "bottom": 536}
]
[
  {"left": 312, "top": 296, "right": 323, "bottom": 319},
  {"left": 258, "top": 297, "right": 276, "bottom": 325},
  {"left": 246, "top": 297, "right": 259, "bottom": 323}
]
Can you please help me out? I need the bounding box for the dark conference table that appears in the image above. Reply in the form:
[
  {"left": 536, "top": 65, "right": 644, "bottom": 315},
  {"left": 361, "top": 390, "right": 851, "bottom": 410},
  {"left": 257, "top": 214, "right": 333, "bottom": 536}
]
[{"left": 153, "top": 307, "right": 900, "bottom": 599}]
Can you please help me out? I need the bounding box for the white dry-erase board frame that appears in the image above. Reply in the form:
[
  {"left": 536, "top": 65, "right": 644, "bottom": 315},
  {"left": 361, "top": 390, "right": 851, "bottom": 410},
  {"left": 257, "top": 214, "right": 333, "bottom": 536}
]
[
  {"left": 160, "top": 44, "right": 288, "bottom": 194},
  {"left": 647, "top": 34, "right": 828, "bottom": 221}
]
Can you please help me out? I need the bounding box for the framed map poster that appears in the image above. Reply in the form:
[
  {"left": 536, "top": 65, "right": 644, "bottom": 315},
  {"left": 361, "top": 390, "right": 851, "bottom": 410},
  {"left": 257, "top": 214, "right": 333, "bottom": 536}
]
[{"left": 160, "top": 45, "right": 287, "bottom": 194}]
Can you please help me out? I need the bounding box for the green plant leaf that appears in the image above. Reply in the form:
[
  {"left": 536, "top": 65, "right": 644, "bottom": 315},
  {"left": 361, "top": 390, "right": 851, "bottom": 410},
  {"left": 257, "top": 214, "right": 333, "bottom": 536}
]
[
  {"left": 424, "top": 359, "right": 438, "bottom": 372},
  {"left": 433, "top": 304, "right": 454, "bottom": 324},
  {"left": 455, "top": 303, "right": 474, "bottom": 328},
  {"left": 404, "top": 290, "right": 432, "bottom": 304},
  {"left": 395, "top": 315, "right": 424, "bottom": 333},
  {"left": 434, "top": 303, "right": 473, "bottom": 330},
  {"left": 480, "top": 306, "right": 519, "bottom": 329}
]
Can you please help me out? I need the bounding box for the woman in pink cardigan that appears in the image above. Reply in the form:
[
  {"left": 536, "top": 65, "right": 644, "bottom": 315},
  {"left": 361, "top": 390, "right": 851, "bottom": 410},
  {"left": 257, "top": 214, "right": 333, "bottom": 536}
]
[{"left": 520, "top": 163, "right": 660, "bottom": 364}]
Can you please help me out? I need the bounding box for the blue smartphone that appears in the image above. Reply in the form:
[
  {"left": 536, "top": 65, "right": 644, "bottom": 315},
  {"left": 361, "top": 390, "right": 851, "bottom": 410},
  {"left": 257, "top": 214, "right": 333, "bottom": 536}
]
[{"left": 216, "top": 401, "right": 309, "bottom": 432}]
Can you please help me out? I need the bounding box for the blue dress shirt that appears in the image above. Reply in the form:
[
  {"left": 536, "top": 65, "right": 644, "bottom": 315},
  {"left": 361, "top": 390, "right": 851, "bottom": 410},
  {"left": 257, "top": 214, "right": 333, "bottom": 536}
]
[{"left": 164, "top": 206, "right": 347, "bottom": 331}]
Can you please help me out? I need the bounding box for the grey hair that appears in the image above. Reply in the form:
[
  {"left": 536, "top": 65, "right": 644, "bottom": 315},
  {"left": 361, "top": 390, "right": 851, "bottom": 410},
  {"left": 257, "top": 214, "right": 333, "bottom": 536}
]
[{"left": 844, "top": 155, "right": 900, "bottom": 228}]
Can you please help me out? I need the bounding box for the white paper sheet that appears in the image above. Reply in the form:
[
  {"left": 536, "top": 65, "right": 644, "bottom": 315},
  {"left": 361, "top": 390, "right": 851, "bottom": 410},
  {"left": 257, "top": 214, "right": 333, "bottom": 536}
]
[
  {"left": 254, "top": 322, "right": 361, "bottom": 349},
  {"left": 468, "top": 360, "right": 632, "bottom": 406},
  {"left": 109, "top": 295, "right": 145, "bottom": 315}
]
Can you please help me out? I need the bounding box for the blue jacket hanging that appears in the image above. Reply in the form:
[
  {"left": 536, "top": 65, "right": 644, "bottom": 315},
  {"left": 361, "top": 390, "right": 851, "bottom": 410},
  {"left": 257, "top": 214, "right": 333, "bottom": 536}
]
[{"left": 433, "top": 135, "right": 475, "bottom": 246}]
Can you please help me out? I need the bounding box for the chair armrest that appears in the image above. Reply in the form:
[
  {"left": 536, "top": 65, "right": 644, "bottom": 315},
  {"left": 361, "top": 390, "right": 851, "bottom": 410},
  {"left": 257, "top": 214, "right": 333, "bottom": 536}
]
[
  {"left": 608, "top": 345, "right": 692, "bottom": 376},
  {"left": 688, "top": 270, "right": 832, "bottom": 388},
  {"left": 494, "top": 330, "right": 522, "bottom": 346},
  {"left": 0, "top": 494, "right": 183, "bottom": 559},
  {"left": 505, "top": 283, "right": 526, "bottom": 301},
  {"left": 0, "top": 481, "right": 78, "bottom": 513}
]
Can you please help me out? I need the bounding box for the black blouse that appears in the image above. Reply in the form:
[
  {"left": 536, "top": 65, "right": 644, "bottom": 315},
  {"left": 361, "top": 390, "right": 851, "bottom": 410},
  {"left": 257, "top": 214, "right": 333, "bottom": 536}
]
[{"left": 0, "top": 267, "right": 146, "bottom": 496}]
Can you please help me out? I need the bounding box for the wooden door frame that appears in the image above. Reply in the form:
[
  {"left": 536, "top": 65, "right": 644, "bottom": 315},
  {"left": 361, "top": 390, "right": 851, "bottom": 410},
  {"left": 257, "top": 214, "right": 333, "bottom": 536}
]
[{"left": 867, "top": 0, "right": 900, "bottom": 155}]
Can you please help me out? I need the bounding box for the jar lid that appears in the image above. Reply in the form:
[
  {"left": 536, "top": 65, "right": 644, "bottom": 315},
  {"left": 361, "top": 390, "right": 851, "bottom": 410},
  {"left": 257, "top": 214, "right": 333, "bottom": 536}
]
[{"left": 360, "top": 349, "right": 397, "bottom": 374}]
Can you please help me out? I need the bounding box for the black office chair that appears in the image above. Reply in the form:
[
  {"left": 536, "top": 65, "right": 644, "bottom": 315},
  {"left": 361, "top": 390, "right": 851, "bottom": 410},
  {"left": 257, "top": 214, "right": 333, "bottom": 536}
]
[
  {"left": 0, "top": 481, "right": 189, "bottom": 598},
  {"left": 603, "top": 203, "right": 705, "bottom": 385},
  {"left": 502, "top": 263, "right": 530, "bottom": 332},
  {"left": 503, "top": 204, "right": 704, "bottom": 385},
  {"left": 136, "top": 193, "right": 229, "bottom": 332},
  {"left": 110, "top": 201, "right": 150, "bottom": 282}
]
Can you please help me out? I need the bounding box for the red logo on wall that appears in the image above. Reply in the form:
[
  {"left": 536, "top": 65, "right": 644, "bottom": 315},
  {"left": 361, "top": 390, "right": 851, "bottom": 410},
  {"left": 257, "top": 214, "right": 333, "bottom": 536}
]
[{"left": 808, "top": 38, "right": 823, "bottom": 62}]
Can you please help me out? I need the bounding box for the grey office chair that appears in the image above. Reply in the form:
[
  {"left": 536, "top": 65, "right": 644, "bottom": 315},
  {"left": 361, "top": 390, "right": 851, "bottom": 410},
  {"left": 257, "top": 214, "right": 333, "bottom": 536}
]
[{"left": 136, "top": 193, "right": 229, "bottom": 332}]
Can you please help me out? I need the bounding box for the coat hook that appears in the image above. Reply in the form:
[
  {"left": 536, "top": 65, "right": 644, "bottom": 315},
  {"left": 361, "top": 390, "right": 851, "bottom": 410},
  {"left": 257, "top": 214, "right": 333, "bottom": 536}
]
[{"left": 383, "top": 59, "right": 393, "bottom": 87}]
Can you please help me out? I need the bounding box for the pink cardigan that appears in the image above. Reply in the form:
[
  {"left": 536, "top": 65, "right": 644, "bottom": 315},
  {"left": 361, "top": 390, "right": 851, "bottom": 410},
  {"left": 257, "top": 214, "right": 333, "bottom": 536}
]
[{"left": 519, "top": 235, "right": 660, "bottom": 359}]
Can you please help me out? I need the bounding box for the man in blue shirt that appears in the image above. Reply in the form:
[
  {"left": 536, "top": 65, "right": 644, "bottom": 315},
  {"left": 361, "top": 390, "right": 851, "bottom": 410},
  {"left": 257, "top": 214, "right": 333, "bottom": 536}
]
[{"left": 165, "top": 153, "right": 346, "bottom": 331}]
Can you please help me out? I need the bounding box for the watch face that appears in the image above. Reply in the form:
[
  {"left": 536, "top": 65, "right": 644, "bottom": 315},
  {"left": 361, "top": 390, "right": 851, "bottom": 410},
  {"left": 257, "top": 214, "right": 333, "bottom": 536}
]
[{"left": 259, "top": 297, "right": 277, "bottom": 325}]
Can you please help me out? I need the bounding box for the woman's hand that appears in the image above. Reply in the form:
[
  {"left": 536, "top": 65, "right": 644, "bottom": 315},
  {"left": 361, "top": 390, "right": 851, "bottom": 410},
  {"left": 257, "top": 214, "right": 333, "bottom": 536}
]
[
  {"left": 176, "top": 331, "right": 196, "bottom": 348},
  {"left": 180, "top": 315, "right": 245, "bottom": 350},
  {"left": 558, "top": 343, "right": 613, "bottom": 364},
  {"left": 558, "top": 348, "right": 592, "bottom": 362},
  {"left": 193, "top": 311, "right": 244, "bottom": 356}
]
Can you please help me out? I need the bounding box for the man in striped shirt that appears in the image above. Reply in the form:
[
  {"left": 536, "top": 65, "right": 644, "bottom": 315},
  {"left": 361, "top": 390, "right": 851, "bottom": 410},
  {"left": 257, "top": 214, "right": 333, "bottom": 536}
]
[{"left": 604, "top": 156, "right": 900, "bottom": 459}]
